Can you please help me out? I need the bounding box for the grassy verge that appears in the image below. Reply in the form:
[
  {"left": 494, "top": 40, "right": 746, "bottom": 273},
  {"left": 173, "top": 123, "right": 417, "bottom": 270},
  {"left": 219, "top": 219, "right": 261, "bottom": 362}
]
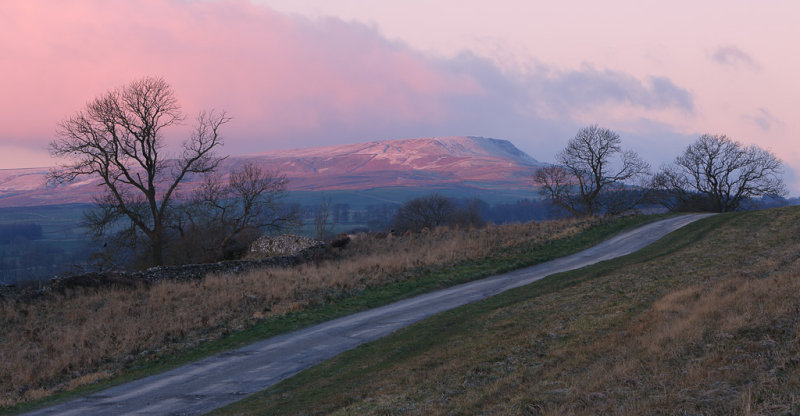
[
  {"left": 2, "top": 214, "right": 665, "bottom": 414},
  {"left": 213, "top": 207, "right": 800, "bottom": 415}
]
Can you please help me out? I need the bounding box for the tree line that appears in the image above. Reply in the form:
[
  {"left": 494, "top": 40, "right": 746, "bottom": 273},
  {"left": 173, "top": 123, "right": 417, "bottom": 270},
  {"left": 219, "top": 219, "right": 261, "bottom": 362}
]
[
  {"left": 534, "top": 125, "right": 786, "bottom": 216},
  {"left": 47, "top": 77, "right": 789, "bottom": 272},
  {"left": 387, "top": 126, "right": 787, "bottom": 233}
]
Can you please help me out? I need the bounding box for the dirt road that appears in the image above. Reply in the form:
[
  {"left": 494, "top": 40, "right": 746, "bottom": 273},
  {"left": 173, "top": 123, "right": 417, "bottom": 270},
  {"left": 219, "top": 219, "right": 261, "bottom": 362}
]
[{"left": 24, "top": 214, "right": 712, "bottom": 415}]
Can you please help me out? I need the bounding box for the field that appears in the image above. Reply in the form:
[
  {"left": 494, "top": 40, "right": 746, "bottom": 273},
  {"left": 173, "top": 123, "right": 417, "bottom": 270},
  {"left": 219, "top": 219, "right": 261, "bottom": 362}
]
[
  {"left": 284, "top": 186, "right": 535, "bottom": 207},
  {"left": 0, "top": 204, "right": 94, "bottom": 285},
  {"left": 0, "top": 188, "right": 547, "bottom": 285},
  {"left": 214, "top": 206, "right": 800, "bottom": 415},
  {"left": 1, "top": 214, "right": 663, "bottom": 411}
]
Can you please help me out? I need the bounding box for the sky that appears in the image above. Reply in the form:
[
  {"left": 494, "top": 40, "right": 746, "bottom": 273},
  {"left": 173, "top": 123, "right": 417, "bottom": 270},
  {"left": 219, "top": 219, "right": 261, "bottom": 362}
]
[{"left": 1, "top": 0, "right": 798, "bottom": 193}]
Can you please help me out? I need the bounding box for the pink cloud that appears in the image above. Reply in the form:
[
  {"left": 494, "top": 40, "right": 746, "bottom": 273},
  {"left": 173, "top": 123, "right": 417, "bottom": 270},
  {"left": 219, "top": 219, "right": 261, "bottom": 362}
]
[
  {"left": 4, "top": 1, "right": 799, "bottom": 194},
  {"left": 0, "top": 0, "right": 481, "bottom": 160},
  {"left": 1, "top": 0, "right": 730, "bottom": 192}
]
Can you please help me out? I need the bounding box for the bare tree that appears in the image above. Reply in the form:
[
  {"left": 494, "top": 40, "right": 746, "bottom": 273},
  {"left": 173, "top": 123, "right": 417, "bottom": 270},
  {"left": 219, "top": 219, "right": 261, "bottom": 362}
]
[
  {"left": 172, "top": 162, "right": 298, "bottom": 263},
  {"left": 451, "top": 198, "right": 488, "bottom": 229},
  {"left": 48, "top": 76, "right": 229, "bottom": 266},
  {"left": 532, "top": 165, "right": 573, "bottom": 215},
  {"left": 392, "top": 194, "right": 456, "bottom": 232},
  {"left": 534, "top": 125, "right": 650, "bottom": 216},
  {"left": 313, "top": 195, "right": 334, "bottom": 240},
  {"left": 652, "top": 134, "right": 785, "bottom": 212}
]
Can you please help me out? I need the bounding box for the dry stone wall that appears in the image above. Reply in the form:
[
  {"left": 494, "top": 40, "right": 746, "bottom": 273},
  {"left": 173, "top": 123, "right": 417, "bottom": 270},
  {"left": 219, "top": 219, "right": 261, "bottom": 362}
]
[{"left": 2, "top": 237, "right": 326, "bottom": 300}]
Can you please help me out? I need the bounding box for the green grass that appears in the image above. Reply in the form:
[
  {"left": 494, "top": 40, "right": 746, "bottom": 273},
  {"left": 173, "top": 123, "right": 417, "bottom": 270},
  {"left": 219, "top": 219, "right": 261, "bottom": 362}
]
[
  {"left": 210, "top": 213, "right": 719, "bottom": 415},
  {"left": 213, "top": 208, "right": 800, "bottom": 415},
  {"left": 3, "top": 214, "right": 668, "bottom": 415}
]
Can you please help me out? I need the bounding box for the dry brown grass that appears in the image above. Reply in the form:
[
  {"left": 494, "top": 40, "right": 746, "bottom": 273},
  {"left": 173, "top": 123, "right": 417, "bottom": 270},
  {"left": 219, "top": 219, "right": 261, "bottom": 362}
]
[
  {"left": 222, "top": 207, "right": 800, "bottom": 415},
  {"left": 558, "top": 266, "right": 800, "bottom": 415},
  {"left": 0, "top": 217, "right": 595, "bottom": 408}
]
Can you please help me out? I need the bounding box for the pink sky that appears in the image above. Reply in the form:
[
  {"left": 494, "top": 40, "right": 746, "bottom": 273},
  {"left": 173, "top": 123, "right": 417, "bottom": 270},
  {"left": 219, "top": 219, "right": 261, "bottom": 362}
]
[{"left": 1, "top": 0, "right": 799, "bottom": 193}]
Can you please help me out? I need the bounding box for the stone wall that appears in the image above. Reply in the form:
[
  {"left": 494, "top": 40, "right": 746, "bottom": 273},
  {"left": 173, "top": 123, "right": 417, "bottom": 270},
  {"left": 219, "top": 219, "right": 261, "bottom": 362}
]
[{"left": 2, "top": 246, "right": 323, "bottom": 300}]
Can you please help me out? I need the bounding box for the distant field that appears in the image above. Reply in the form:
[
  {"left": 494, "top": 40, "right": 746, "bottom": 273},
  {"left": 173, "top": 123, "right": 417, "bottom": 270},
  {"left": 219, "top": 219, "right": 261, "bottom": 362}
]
[
  {"left": 215, "top": 206, "right": 800, "bottom": 415},
  {"left": 0, "top": 204, "right": 94, "bottom": 285},
  {"left": 0, "top": 188, "right": 547, "bottom": 284},
  {"left": 284, "top": 186, "right": 536, "bottom": 208},
  {"left": 0, "top": 204, "right": 90, "bottom": 237}
]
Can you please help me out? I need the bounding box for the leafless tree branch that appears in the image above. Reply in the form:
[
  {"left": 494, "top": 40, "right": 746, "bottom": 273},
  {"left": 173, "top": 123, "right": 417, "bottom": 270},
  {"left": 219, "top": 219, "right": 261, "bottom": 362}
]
[
  {"left": 171, "top": 162, "right": 298, "bottom": 263},
  {"left": 652, "top": 134, "right": 786, "bottom": 212},
  {"left": 534, "top": 125, "right": 650, "bottom": 216},
  {"left": 48, "top": 76, "right": 228, "bottom": 266}
]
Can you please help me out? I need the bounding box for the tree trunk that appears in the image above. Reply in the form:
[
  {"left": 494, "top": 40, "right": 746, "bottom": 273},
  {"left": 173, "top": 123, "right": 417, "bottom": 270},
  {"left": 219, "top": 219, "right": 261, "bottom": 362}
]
[{"left": 151, "top": 230, "right": 165, "bottom": 266}]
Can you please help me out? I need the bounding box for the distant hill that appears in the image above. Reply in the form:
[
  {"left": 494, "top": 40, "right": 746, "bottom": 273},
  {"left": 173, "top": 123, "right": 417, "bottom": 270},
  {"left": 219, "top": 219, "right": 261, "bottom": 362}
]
[{"left": 0, "top": 136, "right": 544, "bottom": 207}]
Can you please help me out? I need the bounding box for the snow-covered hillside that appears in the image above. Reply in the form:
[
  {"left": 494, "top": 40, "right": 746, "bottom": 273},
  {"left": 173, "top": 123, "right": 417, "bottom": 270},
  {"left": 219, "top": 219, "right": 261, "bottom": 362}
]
[{"left": 0, "top": 136, "right": 543, "bottom": 207}]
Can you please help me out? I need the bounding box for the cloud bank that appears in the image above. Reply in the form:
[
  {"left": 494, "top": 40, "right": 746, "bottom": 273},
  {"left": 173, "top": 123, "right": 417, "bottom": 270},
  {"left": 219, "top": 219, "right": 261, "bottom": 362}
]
[{"left": 0, "top": 0, "right": 693, "bottom": 168}]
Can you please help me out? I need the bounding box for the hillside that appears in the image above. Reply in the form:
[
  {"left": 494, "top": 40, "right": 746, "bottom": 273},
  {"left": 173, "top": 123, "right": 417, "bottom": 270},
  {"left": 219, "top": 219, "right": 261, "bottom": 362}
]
[
  {"left": 2, "top": 215, "right": 662, "bottom": 411},
  {"left": 215, "top": 207, "right": 800, "bottom": 415},
  {"left": 0, "top": 136, "right": 543, "bottom": 207}
]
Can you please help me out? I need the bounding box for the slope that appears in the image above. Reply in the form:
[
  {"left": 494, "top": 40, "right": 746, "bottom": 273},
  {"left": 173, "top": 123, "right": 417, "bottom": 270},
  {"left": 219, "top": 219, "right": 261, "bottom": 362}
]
[
  {"left": 216, "top": 206, "right": 800, "bottom": 415},
  {"left": 0, "top": 136, "right": 542, "bottom": 207},
  {"left": 12, "top": 215, "right": 705, "bottom": 415},
  {"left": 1, "top": 215, "right": 663, "bottom": 413}
]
